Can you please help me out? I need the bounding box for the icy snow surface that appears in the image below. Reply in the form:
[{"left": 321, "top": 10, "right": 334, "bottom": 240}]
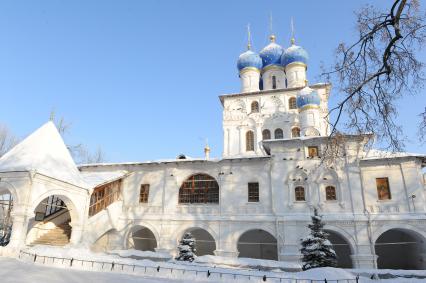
[{"left": 0, "top": 257, "right": 187, "bottom": 283}]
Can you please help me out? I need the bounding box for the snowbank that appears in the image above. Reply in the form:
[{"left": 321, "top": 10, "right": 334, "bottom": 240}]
[
  {"left": 195, "top": 255, "right": 301, "bottom": 271},
  {"left": 298, "top": 267, "right": 355, "bottom": 280}
]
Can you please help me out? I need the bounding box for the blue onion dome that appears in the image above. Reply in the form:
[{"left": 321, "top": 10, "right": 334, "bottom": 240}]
[
  {"left": 259, "top": 35, "right": 284, "bottom": 68},
  {"left": 296, "top": 86, "right": 321, "bottom": 109},
  {"left": 281, "top": 41, "right": 309, "bottom": 67},
  {"left": 237, "top": 49, "right": 263, "bottom": 72}
]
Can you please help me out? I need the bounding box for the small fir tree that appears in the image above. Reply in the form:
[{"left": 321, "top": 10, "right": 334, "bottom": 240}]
[
  {"left": 176, "top": 232, "right": 196, "bottom": 262},
  {"left": 300, "top": 208, "right": 337, "bottom": 270}
]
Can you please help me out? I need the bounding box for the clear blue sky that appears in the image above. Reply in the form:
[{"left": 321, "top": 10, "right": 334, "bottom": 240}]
[{"left": 0, "top": 0, "right": 425, "bottom": 162}]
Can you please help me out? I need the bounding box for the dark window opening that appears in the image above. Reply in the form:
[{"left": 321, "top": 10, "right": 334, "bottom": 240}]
[
  {"left": 179, "top": 174, "right": 219, "bottom": 204},
  {"left": 272, "top": 76, "right": 277, "bottom": 89},
  {"left": 274, "top": 128, "right": 283, "bottom": 139},
  {"left": 325, "top": 186, "right": 337, "bottom": 201},
  {"left": 140, "top": 184, "right": 150, "bottom": 203},
  {"left": 295, "top": 186, "right": 306, "bottom": 201},
  {"left": 248, "top": 182, "right": 259, "bottom": 202}
]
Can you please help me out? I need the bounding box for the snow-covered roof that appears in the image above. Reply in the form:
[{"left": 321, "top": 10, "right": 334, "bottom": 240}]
[
  {"left": 0, "top": 122, "right": 89, "bottom": 189},
  {"left": 80, "top": 170, "right": 128, "bottom": 188},
  {"left": 362, "top": 149, "right": 426, "bottom": 161},
  {"left": 78, "top": 156, "right": 270, "bottom": 169}
]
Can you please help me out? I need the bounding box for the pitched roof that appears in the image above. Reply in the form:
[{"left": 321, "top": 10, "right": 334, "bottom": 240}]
[{"left": 0, "top": 122, "right": 89, "bottom": 189}]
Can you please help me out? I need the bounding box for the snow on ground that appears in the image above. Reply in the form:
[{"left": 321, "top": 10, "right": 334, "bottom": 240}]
[
  {"left": 195, "top": 255, "right": 300, "bottom": 271},
  {"left": 18, "top": 246, "right": 426, "bottom": 283},
  {"left": 0, "top": 257, "right": 189, "bottom": 283}
]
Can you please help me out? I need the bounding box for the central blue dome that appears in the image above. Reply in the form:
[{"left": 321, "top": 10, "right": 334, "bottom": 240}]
[
  {"left": 260, "top": 39, "right": 284, "bottom": 68},
  {"left": 237, "top": 50, "right": 263, "bottom": 72},
  {"left": 281, "top": 44, "right": 309, "bottom": 67},
  {"left": 296, "top": 87, "right": 320, "bottom": 109}
]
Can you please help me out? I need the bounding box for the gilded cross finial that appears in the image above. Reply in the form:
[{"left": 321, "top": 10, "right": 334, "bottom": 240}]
[
  {"left": 247, "top": 24, "right": 252, "bottom": 50},
  {"left": 291, "top": 17, "right": 296, "bottom": 45}
]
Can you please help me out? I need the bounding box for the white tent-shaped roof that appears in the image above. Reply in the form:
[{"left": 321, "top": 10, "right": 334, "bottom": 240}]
[{"left": 0, "top": 122, "right": 89, "bottom": 189}]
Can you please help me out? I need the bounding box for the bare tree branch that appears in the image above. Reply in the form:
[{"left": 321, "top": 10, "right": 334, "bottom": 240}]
[{"left": 322, "top": 0, "right": 426, "bottom": 152}]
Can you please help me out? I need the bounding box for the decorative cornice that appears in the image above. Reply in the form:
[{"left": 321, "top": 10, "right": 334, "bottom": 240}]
[
  {"left": 285, "top": 62, "right": 307, "bottom": 69},
  {"left": 239, "top": 67, "right": 260, "bottom": 75},
  {"left": 261, "top": 64, "right": 284, "bottom": 74}
]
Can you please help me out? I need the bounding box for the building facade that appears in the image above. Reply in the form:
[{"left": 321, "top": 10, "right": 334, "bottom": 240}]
[{"left": 0, "top": 32, "right": 425, "bottom": 270}]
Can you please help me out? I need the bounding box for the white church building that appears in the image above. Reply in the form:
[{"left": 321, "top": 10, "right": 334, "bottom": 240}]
[{"left": 0, "top": 32, "right": 425, "bottom": 270}]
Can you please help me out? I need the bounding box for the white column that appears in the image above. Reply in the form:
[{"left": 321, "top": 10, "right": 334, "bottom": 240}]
[
  {"left": 256, "top": 125, "right": 262, "bottom": 154},
  {"left": 238, "top": 126, "right": 245, "bottom": 154}
]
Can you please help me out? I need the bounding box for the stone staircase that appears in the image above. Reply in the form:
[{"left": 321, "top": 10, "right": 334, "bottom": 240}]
[{"left": 31, "top": 222, "right": 71, "bottom": 246}]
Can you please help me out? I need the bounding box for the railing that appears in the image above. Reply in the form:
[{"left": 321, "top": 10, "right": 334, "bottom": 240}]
[{"left": 19, "top": 250, "right": 359, "bottom": 283}]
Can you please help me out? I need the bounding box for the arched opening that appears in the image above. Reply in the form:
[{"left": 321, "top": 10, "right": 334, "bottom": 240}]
[
  {"left": 325, "top": 230, "right": 353, "bottom": 268},
  {"left": 274, "top": 128, "right": 283, "bottom": 139},
  {"left": 262, "top": 129, "right": 271, "bottom": 140},
  {"left": 375, "top": 228, "right": 426, "bottom": 270},
  {"left": 179, "top": 174, "right": 219, "bottom": 204},
  {"left": 181, "top": 228, "right": 216, "bottom": 256},
  {"left": 0, "top": 189, "right": 13, "bottom": 246},
  {"left": 27, "top": 195, "right": 72, "bottom": 246},
  {"left": 292, "top": 127, "right": 301, "bottom": 138},
  {"left": 251, "top": 101, "right": 259, "bottom": 113},
  {"left": 238, "top": 229, "right": 278, "bottom": 260},
  {"left": 128, "top": 226, "right": 157, "bottom": 252}
]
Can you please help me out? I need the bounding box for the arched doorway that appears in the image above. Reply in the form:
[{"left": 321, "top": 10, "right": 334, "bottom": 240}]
[
  {"left": 238, "top": 229, "right": 278, "bottom": 260},
  {"left": 375, "top": 228, "right": 426, "bottom": 270},
  {"left": 0, "top": 189, "right": 13, "bottom": 246},
  {"left": 128, "top": 226, "right": 157, "bottom": 252},
  {"left": 27, "top": 195, "right": 72, "bottom": 246},
  {"left": 181, "top": 228, "right": 216, "bottom": 256},
  {"left": 325, "top": 230, "right": 353, "bottom": 268}
]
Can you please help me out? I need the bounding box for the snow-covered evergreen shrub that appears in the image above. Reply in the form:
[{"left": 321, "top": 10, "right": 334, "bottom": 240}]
[
  {"left": 176, "top": 232, "right": 196, "bottom": 262},
  {"left": 300, "top": 208, "right": 337, "bottom": 270}
]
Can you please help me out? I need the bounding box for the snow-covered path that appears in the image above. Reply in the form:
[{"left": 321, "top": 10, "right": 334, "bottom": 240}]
[{"left": 0, "top": 257, "right": 193, "bottom": 283}]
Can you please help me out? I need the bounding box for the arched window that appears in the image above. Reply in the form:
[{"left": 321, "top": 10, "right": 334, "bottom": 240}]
[
  {"left": 251, "top": 101, "right": 259, "bottom": 113},
  {"left": 325, "top": 186, "right": 337, "bottom": 201},
  {"left": 262, "top": 129, "right": 271, "bottom": 140},
  {"left": 274, "top": 128, "right": 283, "bottom": 139},
  {"left": 246, "top": 131, "right": 254, "bottom": 151},
  {"left": 272, "top": 76, "right": 277, "bottom": 89},
  {"left": 289, "top": 97, "right": 297, "bottom": 109},
  {"left": 292, "top": 127, "right": 301, "bottom": 138},
  {"left": 179, "top": 174, "right": 219, "bottom": 204},
  {"left": 295, "top": 186, "right": 305, "bottom": 201}
]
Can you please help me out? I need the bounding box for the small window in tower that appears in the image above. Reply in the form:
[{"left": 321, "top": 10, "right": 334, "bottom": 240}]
[
  {"left": 289, "top": 97, "right": 297, "bottom": 109},
  {"left": 140, "top": 184, "right": 150, "bottom": 203},
  {"left": 272, "top": 76, "right": 277, "bottom": 89},
  {"left": 248, "top": 182, "right": 259, "bottom": 202},
  {"left": 262, "top": 129, "right": 271, "bottom": 140},
  {"left": 295, "top": 186, "right": 306, "bottom": 201},
  {"left": 246, "top": 131, "right": 254, "bottom": 152},
  {"left": 325, "top": 186, "right": 337, "bottom": 201},
  {"left": 292, "top": 127, "right": 301, "bottom": 138},
  {"left": 251, "top": 101, "right": 259, "bottom": 113},
  {"left": 376, "top": 178, "right": 391, "bottom": 200},
  {"left": 308, "top": 146, "right": 319, "bottom": 158},
  {"left": 274, "top": 128, "right": 283, "bottom": 139}
]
